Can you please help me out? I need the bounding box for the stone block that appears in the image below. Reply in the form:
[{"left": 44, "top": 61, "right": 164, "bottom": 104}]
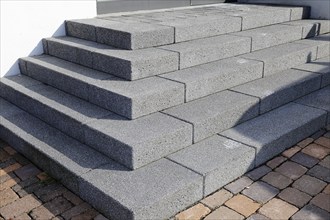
[
  {"left": 299, "top": 34, "right": 330, "bottom": 59},
  {"left": 168, "top": 135, "right": 255, "bottom": 196},
  {"left": 221, "top": 103, "right": 327, "bottom": 166},
  {"left": 283, "top": 19, "right": 330, "bottom": 38},
  {"left": 163, "top": 90, "right": 259, "bottom": 142},
  {"left": 232, "top": 69, "right": 321, "bottom": 114},
  {"left": 162, "top": 57, "right": 263, "bottom": 101}
]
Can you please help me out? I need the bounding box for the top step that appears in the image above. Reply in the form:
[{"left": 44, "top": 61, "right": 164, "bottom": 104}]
[{"left": 66, "top": 4, "right": 309, "bottom": 50}]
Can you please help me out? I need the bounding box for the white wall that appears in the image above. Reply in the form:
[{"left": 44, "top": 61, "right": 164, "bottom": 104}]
[
  {"left": 239, "top": 0, "right": 330, "bottom": 19},
  {"left": 1, "top": 0, "right": 97, "bottom": 77}
]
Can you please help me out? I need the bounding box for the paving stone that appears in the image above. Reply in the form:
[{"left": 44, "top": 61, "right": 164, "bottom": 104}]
[
  {"left": 275, "top": 161, "right": 307, "bottom": 180},
  {"left": 0, "top": 195, "right": 42, "bottom": 219},
  {"left": 160, "top": 34, "right": 251, "bottom": 69},
  {"left": 61, "top": 202, "right": 92, "bottom": 220},
  {"left": 37, "top": 172, "right": 52, "bottom": 182},
  {"left": 266, "top": 156, "right": 287, "bottom": 169},
  {"left": 293, "top": 57, "right": 330, "bottom": 88},
  {"left": 17, "top": 182, "right": 45, "bottom": 198},
  {"left": 45, "top": 37, "right": 179, "bottom": 80},
  {"left": 246, "top": 213, "right": 270, "bottom": 220},
  {"left": 201, "top": 189, "right": 233, "bottom": 210},
  {"left": 3, "top": 146, "right": 16, "bottom": 155},
  {"left": 297, "top": 137, "right": 314, "bottom": 148},
  {"left": 291, "top": 204, "right": 330, "bottom": 220},
  {"left": 168, "top": 135, "right": 254, "bottom": 196},
  {"left": 241, "top": 42, "right": 317, "bottom": 76},
  {"left": 311, "top": 129, "right": 328, "bottom": 141},
  {"left": 315, "top": 137, "right": 330, "bottom": 148},
  {"left": 224, "top": 176, "right": 253, "bottom": 194},
  {"left": 232, "top": 24, "right": 302, "bottom": 51},
  {"left": 94, "top": 214, "right": 109, "bottom": 220},
  {"left": 310, "top": 193, "right": 330, "bottom": 212},
  {"left": 222, "top": 103, "right": 326, "bottom": 166},
  {"left": 34, "top": 183, "right": 67, "bottom": 202},
  {"left": 78, "top": 159, "right": 203, "bottom": 220},
  {"left": 246, "top": 166, "right": 272, "bottom": 181},
  {"left": 282, "top": 146, "right": 301, "bottom": 158},
  {"left": 42, "top": 197, "right": 72, "bottom": 216},
  {"left": 203, "top": 206, "right": 244, "bottom": 220},
  {"left": 259, "top": 198, "right": 298, "bottom": 219},
  {"left": 0, "top": 157, "right": 16, "bottom": 169},
  {"left": 13, "top": 213, "right": 31, "bottom": 220},
  {"left": 66, "top": 18, "right": 175, "bottom": 49},
  {"left": 0, "top": 163, "right": 21, "bottom": 176},
  {"left": 242, "top": 181, "right": 279, "bottom": 204},
  {"left": 302, "top": 144, "right": 330, "bottom": 160},
  {"left": 320, "top": 156, "right": 330, "bottom": 169},
  {"left": 261, "top": 171, "right": 293, "bottom": 189},
  {"left": 225, "top": 195, "right": 260, "bottom": 217},
  {"left": 14, "top": 164, "right": 41, "bottom": 181},
  {"left": 0, "top": 149, "right": 10, "bottom": 163},
  {"left": 12, "top": 177, "right": 39, "bottom": 192},
  {"left": 291, "top": 152, "right": 320, "bottom": 168},
  {"left": 0, "top": 188, "right": 19, "bottom": 207},
  {"left": 278, "top": 187, "right": 312, "bottom": 208},
  {"left": 175, "top": 203, "right": 210, "bottom": 220},
  {"left": 293, "top": 175, "right": 327, "bottom": 196},
  {"left": 323, "top": 184, "right": 330, "bottom": 194},
  {"left": 21, "top": 56, "right": 184, "bottom": 119},
  {"left": 232, "top": 69, "right": 321, "bottom": 114},
  {"left": 284, "top": 19, "right": 330, "bottom": 38},
  {"left": 162, "top": 57, "right": 263, "bottom": 102},
  {"left": 63, "top": 191, "right": 83, "bottom": 206},
  {"left": 163, "top": 90, "right": 259, "bottom": 142},
  {"left": 0, "top": 178, "right": 19, "bottom": 191},
  {"left": 307, "top": 165, "right": 330, "bottom": 182},
  {"left": 0, "top": 173, "right": 15, "bottom": 184},
  {"left": 70, "top": 208, "right": 98, "bottom": 220},
  {"left": 30, "top": 205, "right": 56, "bottom": 220}
]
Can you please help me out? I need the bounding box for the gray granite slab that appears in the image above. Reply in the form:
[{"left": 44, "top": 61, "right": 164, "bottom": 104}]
[{"left": 283, "top": 19, "right": 330, "bottom": 38}]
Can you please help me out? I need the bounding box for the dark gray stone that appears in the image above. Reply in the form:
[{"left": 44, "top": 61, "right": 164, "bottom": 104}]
[
  {"left": 222, "top": 103, "right": 327, "bottom": 166},
  {"left": 319, "top": 156, "right": 330, "bottom": 169},
  {"left": 246, "top": 165, "right": 272, "bottom": 181},
  {"left": 167, "top": 135, "right": 255, "bottom": 196},
  {"left": 224, "top": 176, "right": 253, "bottom": 194},
  {"left": 291, "top": 152, "right": 319, "bottom": 168},
  {"left": 292, "top": 204, "right": 330, "bottom": 220},
  {"left": 242, "top": 181, "right": 279, "bottom": 204},
  {"left": 163, "top": 90, "right": 259, "bottom": 142},
  {"left": 307, "top": 165, "right": 330, "bottom": 183},
  {"left": 278, "top": 187, "right": 312, "bottom": 208},
  {"left": 275, "top": 161, "right": 307, "bottom": 180},
  {"left": 232, "top": 69, "right": 321, "bottom": 114},
  {"left": 293, "top": 175, "right": 327, "bottom": 196},
  {"left": 78, "top": 159, "right": 203, "bottom": 220},
  {"left": 261, "top": 171, "right": 293, "bottom": 189}
]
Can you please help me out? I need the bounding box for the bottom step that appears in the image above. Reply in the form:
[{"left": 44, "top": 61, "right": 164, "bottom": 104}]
[{"left": 0, "top": 96, "right": 328, "bottom": 219}]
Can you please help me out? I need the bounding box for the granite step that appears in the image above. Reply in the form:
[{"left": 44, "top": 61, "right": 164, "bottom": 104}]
[
  {"left": 0, "top": 76, "right": 192, "bottom": 170},
  {"left": 283, "top": 19, "right": 330, "bottom": 38},
  {"left": 66, "top": 3, "right": 308, "bottom": 49},
  {"left": 43, "top": 37, "right": 179, "bottom": 81},
  {"left": 0, "top": 98, "right": 203, "bottom": 220},
  {"left": 19, "top": 55, "right": 184, "bottom": 119},
  {"left": 221, "top": 103, "right": 327, "bottom": 166}
]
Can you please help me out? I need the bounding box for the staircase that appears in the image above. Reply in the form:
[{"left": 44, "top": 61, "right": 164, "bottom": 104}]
[{"left": 1, "top": 3, "right": 330, "bottom": 219}]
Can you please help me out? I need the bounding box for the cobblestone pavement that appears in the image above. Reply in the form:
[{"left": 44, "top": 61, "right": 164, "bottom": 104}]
[{"left": 0, "top": 129, "right": 329, "bottom": 220}]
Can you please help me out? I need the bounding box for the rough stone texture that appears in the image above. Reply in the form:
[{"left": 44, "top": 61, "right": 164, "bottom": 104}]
[
  {"left": 278, "top": 187, "right": 312, "bottom": 208},
  {"left": 161, "top": 57, "right": 263, "bottom": 102},
  {"left": 232, "top": 24, "right": 302, "bottom": 51},
  {"left": 241, "top": 42, "right": 317, "bottom": 76},
  {"left": 246, "top": 213, "right": 270, "bottom": 220},
  {"left": 168, "top": 135, "right": 255, "bottom": 196},
  {"left": 160, "top": 34, "right": 251, "bottom": 69},
  {"left": 299, "top": 34, "right": 330, "bottom": 59},
  {"left": 78, "top": 159, "right": 203, "bottom": 220},
  {"left": 224, "top": 176, "right": 253, "bottom": 194},
  {"left": 261, "top": 171, "right": 293, "bottom": 189},
  {"left": 174, "top": 203, "right": 210, "bottom": 220},
  {"left": 232, "top": 69, "right": 321, "bottom": 114},
  {"left": 163, "top": 90, "right": 259, "bottom": 142},
  {"left": 266, "top": 156, "right": 287, "bottom": 169},
  {"left": 45, "top": 37, "right": 179, "bottom": 80},
  {"left": 297, "top": 137, "right": 314, "bottom": 148},
  {"left": 291, "top": 204, "right": 329, "bottom": 220},
  {"left": 311, "top": 193, "right": 330, "bottom": 212},
  {"left": 291, "top": 152, "right": 319, "bottom": 168},
  {"left": 275, "top": 161, "right": 307, "bottom": 180},
  {"left": 259, "top": 198, "right": 298, "bottom": 220},
  {"left": 204, "top": 206, "right": 244, "bottom": 220},
  {"left": 200, "top": 189, "right": 233, "bottom": 210},
  {"left": 307, "top": 165, "right": 330, "bottom": 183},
  {"left": 20, "top": 56, "right": 184, "bottom": 119},
  {"left": 293, "top": 175, "right": 327, "bottom": 196},
  {"left": 225, "top": 195, "right": 261, "bottom": 217},
  {"left": 222, "top": 103, "right": 327, "bottom": 166},
  {"left": 85, "top": 112, "right": 192, "bottom": 169},
  {"left": 246, "top": 166, "right": 272, "bottom": 181},
  {"left": 66, "top": 18, "right": 175, "bottom": 49},
  {"left": 320, "top": 156, "right": 330, "bottom": 169},
  {"left": 283, "top": 19, "right": 330, "bottom": 38},
  {"left": 242, "top": 181, "right": 279, "bottom": 204},
  {"left": 315, "top": 137, "right": 330, "bottom": 148},
  {"left": 302, "top": 144, "right": 330, "bottom": 160},
  {"left": 0, "top": 188, "right": 19, "bottom": 207},
  {"left": 293, "top": 56, "right": 330, "bottom": 88},
  {"left": 14, "top": 164, "right": 41, "bottom": 181}
]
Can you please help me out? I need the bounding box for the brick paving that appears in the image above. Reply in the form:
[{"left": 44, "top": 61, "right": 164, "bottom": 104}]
[{"left": 0, "top": 129, "right": 329, "bottom": 220}]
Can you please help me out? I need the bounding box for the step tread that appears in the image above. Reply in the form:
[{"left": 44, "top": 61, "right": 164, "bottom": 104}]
[
  {"left": 232, "top": 68, "right": 321, "bottom": 114},
  {"left": 167, "top": 135, "right": 255, "bottom": 196},
  {"left": 20, "top": 55, "right": 184, "bottom": 119},
  {"left": 221, "top": 102, "right": 327, "bottom": 166},
  {"left": 0, "top": 98, "right": 203, "bottom": 220},
  {"left": 163, "top": 90, "right": 259, "bottom": 142}
]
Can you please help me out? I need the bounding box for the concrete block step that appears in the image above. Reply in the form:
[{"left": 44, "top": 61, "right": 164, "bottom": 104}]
[
  {"left": 43, "top": 37, "right": 179, "bottom": 80},
  {"left": 221, "top": 103, "right": 327, "bottom": 166},
  {"left": 163, "top": 90, "right": 259, "bottom": 143},
  {"left": 293, "top": 56, "right": 330, "bottom": 88},
  {"left": 283, "top": 19, "right": 330, "bottom": 38},
  {"left": 168, "top": 135, "right": 255, "bottom": 196},
  {"left": 232, "top": 69, "right": 322, "bottom": 114},
  {"left": 161, "top": 57, "right": 264, "bottom": 102},
  {"left": 0, "top": 76, "right": 192, "bottom": 170},
  {"left": 0, "top": 98, "right": 203, "bottom": 220},
  {"left": 298, "top": 34, "right": 330, "bottom": 59},
  {"left": 19, "top": 55, "right": 184, "bottom": 119}
]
